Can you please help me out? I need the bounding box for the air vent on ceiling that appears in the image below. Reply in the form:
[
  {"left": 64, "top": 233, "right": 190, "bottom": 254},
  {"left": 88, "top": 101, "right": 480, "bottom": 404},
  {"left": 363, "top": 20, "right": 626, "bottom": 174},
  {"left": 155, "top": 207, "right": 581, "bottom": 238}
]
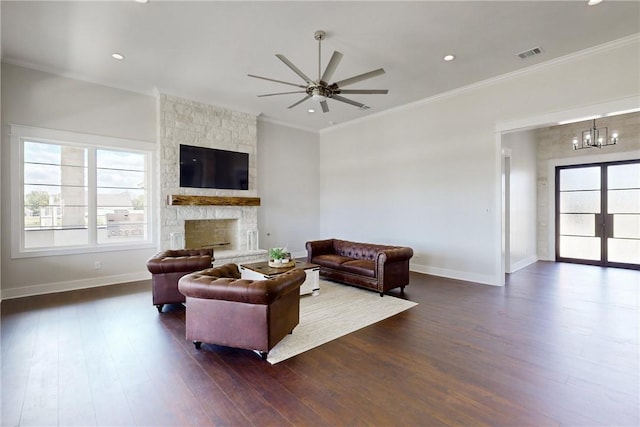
[{"left": 516, "top": 47, "right": 543, "bottom": 59}]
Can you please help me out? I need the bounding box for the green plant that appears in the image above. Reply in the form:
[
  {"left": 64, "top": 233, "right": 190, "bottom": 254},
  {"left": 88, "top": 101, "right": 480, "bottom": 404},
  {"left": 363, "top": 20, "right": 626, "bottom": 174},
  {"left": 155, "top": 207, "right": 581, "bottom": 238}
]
[{"left": 269, "top": 247, "right": 286, "bottom": 260}]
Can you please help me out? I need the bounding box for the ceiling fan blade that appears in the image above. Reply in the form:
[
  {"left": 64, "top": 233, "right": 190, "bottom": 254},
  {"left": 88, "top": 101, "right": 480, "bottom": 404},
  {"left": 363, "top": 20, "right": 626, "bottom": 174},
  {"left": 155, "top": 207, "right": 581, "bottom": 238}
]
[
  {"left": 320, "top": 51, "right": 343, "bottom": 84},
  {"left": 248, "top": 74, "right": 307, "bottom": 88},
  {"left": 258, "top": 91, "right": 306, "bottom": 97},
  {"left": 276, "top": 54, "right": 314, "bottom": 84},
  {"left": 337, "top": 89, "right": 389, "bottom": 95},
  {"left": 287, "top": 95, "right": 311, "bottom": 109},
  {"left": 332, "top": 68, "right": 386, "bottom": 89},
  {"left": 331, "top": 95, "right": 367, "bottom": 109},
  {"left": 320, "top": 100, "right": 330, "bottom": 113}
]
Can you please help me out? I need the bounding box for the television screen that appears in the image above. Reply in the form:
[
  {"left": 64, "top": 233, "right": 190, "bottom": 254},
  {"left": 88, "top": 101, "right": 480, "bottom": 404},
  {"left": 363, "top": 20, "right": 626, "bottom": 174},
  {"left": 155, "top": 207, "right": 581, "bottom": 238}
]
[{"left": 179, "top": 144, "right": 249, "bottom": 190}]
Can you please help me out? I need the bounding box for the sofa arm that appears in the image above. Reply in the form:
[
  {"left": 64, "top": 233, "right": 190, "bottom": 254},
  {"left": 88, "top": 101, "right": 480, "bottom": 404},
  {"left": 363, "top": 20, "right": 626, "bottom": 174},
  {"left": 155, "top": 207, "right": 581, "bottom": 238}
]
[
  {"left": 375, "top": 247, "right": 414, "bottom": 284},
  {"left": 178, "top": 264, "right": 305, "bottom": 305},
  {"left": 146, "top": 248, "right": 214, "bottom": 274},
  {"left": 376, "top": 247, "right": 414, "bottom": 264},
  {"left": 306, "top": 239, "right": 335, "bottom": 262}
]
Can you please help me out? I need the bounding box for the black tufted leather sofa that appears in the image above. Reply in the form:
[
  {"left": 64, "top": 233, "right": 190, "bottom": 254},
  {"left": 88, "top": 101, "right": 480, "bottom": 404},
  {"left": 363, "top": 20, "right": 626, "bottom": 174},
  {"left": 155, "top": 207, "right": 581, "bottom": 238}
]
[{"left": 306, "top": 238, "right": 413, "bottom": 296}]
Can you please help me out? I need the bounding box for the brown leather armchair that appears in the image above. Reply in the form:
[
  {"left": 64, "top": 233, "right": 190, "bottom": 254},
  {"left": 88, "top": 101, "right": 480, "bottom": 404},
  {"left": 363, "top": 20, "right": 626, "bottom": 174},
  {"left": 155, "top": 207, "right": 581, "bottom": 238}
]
[
  {"left": 178, "top": 263, "right": 305, "bottom": 359},
  {"left": 146, "top": 248, "right": 214, "bottom": 312}
]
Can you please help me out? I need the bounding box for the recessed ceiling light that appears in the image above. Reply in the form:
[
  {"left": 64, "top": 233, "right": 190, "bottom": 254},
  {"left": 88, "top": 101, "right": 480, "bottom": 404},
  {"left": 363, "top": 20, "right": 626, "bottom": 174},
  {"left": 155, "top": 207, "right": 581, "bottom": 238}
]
[
  {"left": 587, "top": 0, "right": 603, "bottom": 5},
  {"left": 111, "top": 53, "right": 125, "bottom": 60},
  {"left": 443, "top": 54, "right": 455, "bottom": 62},
  {"left": 135, "top": 0, "right": 149, "bottom": 3},
  {"left": 308, "top": 108, "right": 315, "bottom": 113}
]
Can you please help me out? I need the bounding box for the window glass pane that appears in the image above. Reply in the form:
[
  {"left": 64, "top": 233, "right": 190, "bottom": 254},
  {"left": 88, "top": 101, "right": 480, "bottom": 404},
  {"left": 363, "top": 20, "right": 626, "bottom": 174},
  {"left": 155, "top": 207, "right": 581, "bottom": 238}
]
[
  {"left": 24, "top": 141, "right": 87, "bottom": 166},
  {"left": 97, "top": 169, "right": 145, "bottom": 189},
  {"left": 559, "top": 167, "right": 600, "bottom": 191},
  {"left": 24, "top": 227, "right": 89, "bottom": 249},
  {"left": 23, "top": 141, "right": 89, "bottom": 249},
  {"left": 559, "top": 190, "right": 601, "bottom": 214},
  {"left": 98, "top": 208, "right": 147, "bottom": 244},
  {"left": 96, "top": 149, "right": 147, "bottom": 245},
  {"left": 608, "top": 163, "right": 640, "bottom": 190},
  {"left": 559, "top": 236, "right": 600, "bottom": 260},
  {"left": 613, "top": 214, "right": 640, "bottom": 239},
  {"left": 24, "top": 141, "right": 61, "bottom": 164},
  {"left": 559, "top": 214, "right": 595, "bottom": 236},
  {"left": 24, "top": 163, "right": 61, "bottom": 185},
  {"left": 97, "top": 149, "right": 145, "bottom": 171},
  {"left": 608, "top": 238, "right": 640, "bottom": 264},
  {"left": 608, "top": 189, "right": 640, "bottom": 214}
]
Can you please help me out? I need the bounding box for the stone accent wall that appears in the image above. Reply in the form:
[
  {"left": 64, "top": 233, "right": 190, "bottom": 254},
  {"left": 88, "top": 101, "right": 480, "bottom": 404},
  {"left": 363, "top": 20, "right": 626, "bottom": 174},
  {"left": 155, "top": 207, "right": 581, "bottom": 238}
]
[
  {"left": 536, "top": 112, "right": 640, "bottom": 259},
  {"left": 158, "top": 94, "right": 265, "bottom": 263}
]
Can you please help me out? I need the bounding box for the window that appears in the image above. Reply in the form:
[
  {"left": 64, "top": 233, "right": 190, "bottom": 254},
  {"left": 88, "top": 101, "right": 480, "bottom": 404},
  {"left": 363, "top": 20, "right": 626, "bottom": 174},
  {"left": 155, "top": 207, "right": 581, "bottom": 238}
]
[{"left": 11, "top": 125, "right": 155, "bottom": 257}]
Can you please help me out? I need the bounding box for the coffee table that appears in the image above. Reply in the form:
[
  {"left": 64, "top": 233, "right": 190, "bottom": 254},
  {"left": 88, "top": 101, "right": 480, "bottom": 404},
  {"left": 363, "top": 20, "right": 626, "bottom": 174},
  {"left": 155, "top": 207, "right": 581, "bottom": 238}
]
[{"left": 239, "top": 260, "right": 320, "bottom": 296}]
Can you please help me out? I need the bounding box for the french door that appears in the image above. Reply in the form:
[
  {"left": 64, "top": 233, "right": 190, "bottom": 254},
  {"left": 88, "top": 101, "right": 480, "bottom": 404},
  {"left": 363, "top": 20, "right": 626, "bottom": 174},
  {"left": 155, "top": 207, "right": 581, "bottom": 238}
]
[{"left": 556, "top": 159, "right": 640, "bottom": 269}]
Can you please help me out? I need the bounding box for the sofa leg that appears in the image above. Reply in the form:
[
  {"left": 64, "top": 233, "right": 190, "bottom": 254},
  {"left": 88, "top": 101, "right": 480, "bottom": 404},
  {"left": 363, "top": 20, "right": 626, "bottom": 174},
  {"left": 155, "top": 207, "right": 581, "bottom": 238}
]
[
  {"left": 155, "top": 304, "right": 164, "bottom": 313},
  {"left": 400, "top": 286, "right": 406, "bottom": 293},
  {"left": 193, "top": 341, "right": 202, "bottom": 350},
  {"left": 259, "top": 351, "right": 268, "bottom": 360},
  {"left": 379, "top": 292, "right": 384, "bottom": 297}
]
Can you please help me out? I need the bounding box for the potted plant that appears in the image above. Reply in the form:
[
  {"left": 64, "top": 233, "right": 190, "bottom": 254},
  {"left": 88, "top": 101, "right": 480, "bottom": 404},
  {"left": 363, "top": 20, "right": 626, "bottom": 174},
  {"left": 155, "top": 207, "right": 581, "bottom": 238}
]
[{"left": 269, "top": 247, "right": 291, "bottom": 267}]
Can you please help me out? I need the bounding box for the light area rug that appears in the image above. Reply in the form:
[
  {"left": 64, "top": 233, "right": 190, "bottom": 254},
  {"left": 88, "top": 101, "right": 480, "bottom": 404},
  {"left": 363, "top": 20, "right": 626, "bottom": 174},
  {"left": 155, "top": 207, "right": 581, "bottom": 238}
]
[{"left": 266, "top": 280, "right": 418, "bottom": 364}]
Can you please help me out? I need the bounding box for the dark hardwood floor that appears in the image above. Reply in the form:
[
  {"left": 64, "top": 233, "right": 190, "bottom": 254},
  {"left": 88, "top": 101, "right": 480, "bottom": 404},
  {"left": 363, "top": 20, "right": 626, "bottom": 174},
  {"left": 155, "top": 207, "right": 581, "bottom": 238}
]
[{"left": 2, "top": 261, "right": 638, "bottom": 426}]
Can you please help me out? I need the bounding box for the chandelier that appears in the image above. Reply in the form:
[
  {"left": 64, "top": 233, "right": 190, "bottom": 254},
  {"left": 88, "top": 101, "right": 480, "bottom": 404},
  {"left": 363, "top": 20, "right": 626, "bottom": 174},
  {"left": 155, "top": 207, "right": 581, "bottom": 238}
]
[{"left": 572, "top": 119, "right": 618, "bottom": 150}]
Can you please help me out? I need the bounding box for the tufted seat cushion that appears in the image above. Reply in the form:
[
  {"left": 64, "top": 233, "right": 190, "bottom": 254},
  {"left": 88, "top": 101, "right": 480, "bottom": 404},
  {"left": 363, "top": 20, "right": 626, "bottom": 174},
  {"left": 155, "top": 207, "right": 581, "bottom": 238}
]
[{"left": 341, "top": 260, "right": 376, "bottom": 278}]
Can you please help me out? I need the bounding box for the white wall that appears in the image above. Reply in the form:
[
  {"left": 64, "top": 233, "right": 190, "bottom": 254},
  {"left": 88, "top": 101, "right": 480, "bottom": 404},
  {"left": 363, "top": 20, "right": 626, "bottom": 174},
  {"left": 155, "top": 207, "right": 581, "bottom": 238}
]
[
  {"left": 502, "top": 130, "right": 538, "bottom": 272},
  {"left": 1, "top": 63, "right": 157, "bottom": 299},
  {"left": 257, "top": 119, "right": 320, "bottom": 257},
  {"left": 319, "top": 36, "right": 640, "bottom": 285}
]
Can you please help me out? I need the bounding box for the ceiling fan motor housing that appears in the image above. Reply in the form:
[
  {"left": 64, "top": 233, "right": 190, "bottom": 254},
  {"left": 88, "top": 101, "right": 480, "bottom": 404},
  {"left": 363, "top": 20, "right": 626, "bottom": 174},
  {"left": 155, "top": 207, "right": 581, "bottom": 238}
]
[{"left": 308, "top": 85, "right": 332, "bottom": 101}]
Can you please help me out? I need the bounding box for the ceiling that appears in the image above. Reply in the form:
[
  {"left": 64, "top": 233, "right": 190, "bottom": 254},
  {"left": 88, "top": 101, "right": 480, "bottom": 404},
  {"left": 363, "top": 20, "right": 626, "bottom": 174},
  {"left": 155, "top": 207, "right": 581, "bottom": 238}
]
[{"left": 2, "top": 1, "right": 639, "bottom": 131}]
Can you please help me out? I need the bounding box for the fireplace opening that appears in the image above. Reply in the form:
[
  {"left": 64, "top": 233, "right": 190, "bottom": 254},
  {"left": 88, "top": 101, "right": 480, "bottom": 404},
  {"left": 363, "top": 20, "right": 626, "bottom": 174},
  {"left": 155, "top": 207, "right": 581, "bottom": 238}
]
[{"left": 184, "top": 219, "right": 238, "bottom": 251}]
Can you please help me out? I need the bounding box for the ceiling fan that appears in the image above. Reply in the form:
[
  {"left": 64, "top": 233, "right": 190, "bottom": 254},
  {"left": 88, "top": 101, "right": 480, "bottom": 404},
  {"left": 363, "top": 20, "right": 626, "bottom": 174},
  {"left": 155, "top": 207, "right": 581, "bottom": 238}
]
[{"left": 248, "top": 30, "right": 388, "bottom": 113}]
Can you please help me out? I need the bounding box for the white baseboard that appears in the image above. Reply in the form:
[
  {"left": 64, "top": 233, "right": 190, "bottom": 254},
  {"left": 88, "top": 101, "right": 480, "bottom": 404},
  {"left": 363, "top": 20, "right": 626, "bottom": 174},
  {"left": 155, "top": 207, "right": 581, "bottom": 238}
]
[
  {"left": 410, "top": 263, "right": 500, "bottom": 286},
  {"left": 1, "top": 271, "right": 151, "bottom": 300},
  {"left": 509, "top": 255, "right": 538, "bottom": 273}
]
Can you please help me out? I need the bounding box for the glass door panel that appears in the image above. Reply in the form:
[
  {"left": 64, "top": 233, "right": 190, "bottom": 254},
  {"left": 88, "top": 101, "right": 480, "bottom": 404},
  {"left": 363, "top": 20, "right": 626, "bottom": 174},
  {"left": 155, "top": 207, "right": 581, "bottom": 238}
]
[
  {"left": 557, "top": 166, "right": 601, "bottom": 261},
  {"left": 607, "top": 163, "right": 640, "bottom": 266}
]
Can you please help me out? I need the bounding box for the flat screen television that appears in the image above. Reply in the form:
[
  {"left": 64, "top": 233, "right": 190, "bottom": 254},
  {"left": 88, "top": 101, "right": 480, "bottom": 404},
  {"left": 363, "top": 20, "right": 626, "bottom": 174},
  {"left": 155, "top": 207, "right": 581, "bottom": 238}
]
[{"left": 179, "top": 144, "right": 249, "bottom": 190}]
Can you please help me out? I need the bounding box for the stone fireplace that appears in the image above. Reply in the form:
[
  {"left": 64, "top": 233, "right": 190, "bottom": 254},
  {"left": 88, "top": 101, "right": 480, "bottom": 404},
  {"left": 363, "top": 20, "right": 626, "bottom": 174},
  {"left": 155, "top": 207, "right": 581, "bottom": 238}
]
[{"left": 158, "top": 94, "right": 266, "bottom": 265}]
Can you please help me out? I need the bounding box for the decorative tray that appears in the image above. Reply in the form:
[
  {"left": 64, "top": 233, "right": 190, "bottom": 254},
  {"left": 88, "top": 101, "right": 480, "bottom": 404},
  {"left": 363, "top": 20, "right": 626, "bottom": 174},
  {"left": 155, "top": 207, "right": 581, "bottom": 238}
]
[{"left": 268, "top": 259, "right": 296, "bottom": 268}]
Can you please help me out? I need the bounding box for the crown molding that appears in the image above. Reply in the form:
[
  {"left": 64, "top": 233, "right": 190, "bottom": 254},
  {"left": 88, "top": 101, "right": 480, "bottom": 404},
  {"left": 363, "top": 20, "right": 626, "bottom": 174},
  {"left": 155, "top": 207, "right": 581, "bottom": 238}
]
[
  {"left": 258, "top": 116, "right": 319, "bottom": 134},
  {"left": 1, "top": 57, "right": 157, "bottom": 98},
  {"left": 321, "top": 33, "right": 640, "bottom": 135}
]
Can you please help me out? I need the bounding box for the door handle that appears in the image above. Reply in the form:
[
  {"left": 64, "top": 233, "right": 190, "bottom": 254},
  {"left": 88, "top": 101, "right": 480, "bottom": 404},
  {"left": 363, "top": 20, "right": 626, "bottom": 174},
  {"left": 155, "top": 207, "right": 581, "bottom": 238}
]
[
  {"left": 605, "top": 214, "right": 614, "bottom": 239},
  {"left": 594, "top": 214, "right": 604, "bottom": 238}
]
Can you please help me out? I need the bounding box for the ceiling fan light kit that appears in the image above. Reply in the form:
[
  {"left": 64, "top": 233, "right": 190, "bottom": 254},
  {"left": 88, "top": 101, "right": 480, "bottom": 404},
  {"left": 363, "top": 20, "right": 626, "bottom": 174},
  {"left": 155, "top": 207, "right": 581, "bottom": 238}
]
[{"left": 249, "top": 30, "right": 388, "bottom": 113}]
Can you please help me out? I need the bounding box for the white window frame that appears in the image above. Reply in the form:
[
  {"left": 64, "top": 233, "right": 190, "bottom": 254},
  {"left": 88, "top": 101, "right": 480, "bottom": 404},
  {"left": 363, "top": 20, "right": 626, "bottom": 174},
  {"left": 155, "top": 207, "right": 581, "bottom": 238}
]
[{"left": 10, "top": 124, "right": 156, "bottom": 258}]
